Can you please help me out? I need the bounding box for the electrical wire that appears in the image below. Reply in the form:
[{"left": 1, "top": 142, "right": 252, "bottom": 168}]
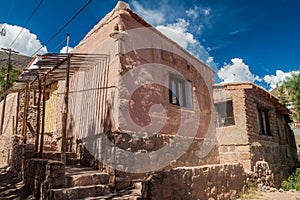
[
  {"left": 30, "top": 0, "right": 94, "bottom": 57},
  {"left": 9, "top": 0, "right": 44, "bottom": 48}
]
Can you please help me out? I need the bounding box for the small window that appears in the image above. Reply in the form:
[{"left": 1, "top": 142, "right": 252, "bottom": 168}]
[
  {"left": 257, "top": 106, "right": 271, "bottom": 136},
  {"left": 215, "top": 101, "right": 235, "bottom": 127},
  {"left": 169, "top": 74, "right": 192, "bottom": 108}
]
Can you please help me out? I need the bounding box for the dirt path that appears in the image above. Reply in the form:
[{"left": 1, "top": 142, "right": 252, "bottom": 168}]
[
  {"left": 243, "top": 190, "right": 300, "bottom": 200},
  {"left": 0, "top": 170, "right": 32, "bottom": 200},
  {"left": 256, "top": 191, "right": 300, "bottom": 200}
]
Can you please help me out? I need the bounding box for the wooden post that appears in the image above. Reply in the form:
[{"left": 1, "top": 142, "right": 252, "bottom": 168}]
[
  {"left": 35, "top": 74, "right": 42, "bottom": 152},
  {"left": 22, "top": 82, "right": 30, "bottom": 144},
  {"left": 39, "top": 75, "right": 46, "bottom": 157},
  {"left": 15, "top": 92, "right": 20, "bottom": 135},
  {"left": 61, "top": 54, "right": 71, "bottom": 165}
]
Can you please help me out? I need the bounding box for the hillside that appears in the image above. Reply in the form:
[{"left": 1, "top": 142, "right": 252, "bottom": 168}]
[{"left": 0, "top": 50, "right": 30, "bottom": 70}]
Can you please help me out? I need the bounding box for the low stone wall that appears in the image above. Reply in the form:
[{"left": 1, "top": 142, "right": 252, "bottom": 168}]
[
  {"left": 250, "top": 142, "right": 297, "bottom": 187},
  {"left": 142, "top": 163, "right": 246, "bottom": 200},
  {"left": 10, "top": 144, "right": 35, "bottom": 180},
  {"left": 24, "top": 158, "right": 65, "bottom": 199}
]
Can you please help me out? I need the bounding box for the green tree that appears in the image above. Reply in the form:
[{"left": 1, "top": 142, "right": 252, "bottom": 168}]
[
  {"left": 280, "top": 71, "right": 300, "bottom": 122},
  {"left": 0, "top": 65, "right": 22, "bottom": 100}
]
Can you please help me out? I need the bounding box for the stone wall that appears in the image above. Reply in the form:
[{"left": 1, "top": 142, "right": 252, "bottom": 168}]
[
  {"left": 81, "top": 132, "right": 219, "bottom": 177},
  {"left": 142, "top": 163, "right": 246, "bottom": 200},
  {"left": 24, "top": 158, "right": 65, "bottom": 199},
  {"left": 10, "top": 144, "right": 35, "bottom": 180}
]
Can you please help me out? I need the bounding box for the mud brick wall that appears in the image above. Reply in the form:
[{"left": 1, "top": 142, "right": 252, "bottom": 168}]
[
  {"left": 142, "top": 163, "right": 246, "bottom": 200},
  {"left": 214, "top": 86, "right": 251, "bottom": 171},
  {"left": 244, "top": 88, "right": 298, "bottom": 187}
]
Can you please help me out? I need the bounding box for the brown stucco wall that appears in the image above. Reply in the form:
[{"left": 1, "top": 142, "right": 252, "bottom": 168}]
[
  {"left": 0, "top": 93, "right": 18, "bottom": 167},
  {"left": 214, "top": 83, "right": 298, "bottom": 187},
  {"left": 214, "top": 85, "right": 251, "bottom": 171}
]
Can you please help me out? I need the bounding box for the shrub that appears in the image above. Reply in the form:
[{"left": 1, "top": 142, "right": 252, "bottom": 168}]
[{"left": 281, "top": 168, "right": 300, "bottom": 191}]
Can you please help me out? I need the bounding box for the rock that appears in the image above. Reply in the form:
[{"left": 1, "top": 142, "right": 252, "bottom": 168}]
[
  {"left": 270, "top": 187, "right": 277, "bottom": 192},
  {"left": 279, "top": 188, "right": 284, "bottom": 192},
  {"left": 5, "top": 166, "right": 11, "bottom": 172},
  {"left": 289, "top": 189, "right": 297, "bottom": 192},
  {"left": 257, "top": 183, "right": 263, "bottom": 191}
]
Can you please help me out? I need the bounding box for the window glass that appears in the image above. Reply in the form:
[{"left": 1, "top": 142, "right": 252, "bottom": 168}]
[
  {"left": 169, "top": 74, "right": 192, "bottom": 109},
  {"left": 215, "top": 101, "right": 235, "bottom": 127}
]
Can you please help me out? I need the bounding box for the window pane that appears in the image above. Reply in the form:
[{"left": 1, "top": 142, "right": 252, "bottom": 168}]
[
  {"left": 178, "top": 81, "right": 184, "bottom": 106},
  {"left": 171, "top": 79, "right": 178, "bottom": 105},
  {"left": 215, "top": 101, "right": 235, "bottom": 127},
  {"left": 185, "top": 81, "right": 192, "bottom": 109}
]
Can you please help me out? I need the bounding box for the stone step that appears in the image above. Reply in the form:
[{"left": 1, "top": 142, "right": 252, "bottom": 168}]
[
  {"left": 43, "top": 145, "right": 57, "bottom": 151},
  {"left": 83, "top": 184, "right": 142, "bottom": 200},
  {"left": 40, "top": 151, "right": 77, "bottom": 160},
  {"left": 67, "top": 158, "right": 79, "bottom": 166},
  {"left": 66, "top": 173, "right": 110, "bottom": 187},
  {"left": 48, "top": 184, "right": 112, "bottom": 200}
]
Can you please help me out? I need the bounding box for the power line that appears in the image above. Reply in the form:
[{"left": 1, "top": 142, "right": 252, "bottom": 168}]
[
  {"left": 9, "top": 0, "right": 44, "bottom": 48},
  {"left": 30, "top": 0, "right": 94, "bottom": 57}
]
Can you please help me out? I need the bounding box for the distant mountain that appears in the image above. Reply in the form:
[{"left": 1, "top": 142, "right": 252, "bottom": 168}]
[{"left": 0, "top": 51, "right": 30, "bottom": 70}]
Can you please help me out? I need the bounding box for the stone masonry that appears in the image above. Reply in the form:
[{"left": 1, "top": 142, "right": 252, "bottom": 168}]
[{"left": 142, "top": 163, "right": 246, "bottom": 200}]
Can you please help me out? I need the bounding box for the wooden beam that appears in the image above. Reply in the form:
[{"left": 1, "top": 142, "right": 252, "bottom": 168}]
[
  {"left": 35, "top": 74, "right": 42, "bottom": 153},
  {"left": 61, "top": 54, "right": 71, "bottom": 165},
  {"left": 15, "top": 92, "right": 20, "bottom": 135},
  {"left": 22, "top": 82, "right": 30, "bottom": 144},
  {"left": 39, "top": 75, "right": 46, "bottom": 157}
]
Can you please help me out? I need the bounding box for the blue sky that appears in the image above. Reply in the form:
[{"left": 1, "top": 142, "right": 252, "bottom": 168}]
[{"left": 0, "top": 0, "right": 299, "bottom": 90}]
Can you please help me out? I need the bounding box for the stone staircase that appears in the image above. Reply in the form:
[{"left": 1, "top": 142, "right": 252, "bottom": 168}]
[
  {"left": 46, "top": 164, "right": 142, "bottom": 200},
  {"left": 48, "top": 165, "right": 113, "bottom": 200}
]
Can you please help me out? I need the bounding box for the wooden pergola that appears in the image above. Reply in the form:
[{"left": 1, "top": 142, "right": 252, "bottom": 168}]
[{"left": 5, "top": 53, "right": 109, "bottom": 164}]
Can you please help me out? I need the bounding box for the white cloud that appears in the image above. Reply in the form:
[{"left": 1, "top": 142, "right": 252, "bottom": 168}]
[
  {"left": 156, "top": 18, "right": 196, "bottom": 49},
  {"left": 200, "top": 8, "right": 211, "bottom": 16},
  {"left": 0, "top": 23, "right": 47, "bottom": 56},
  {"left": 206, "top": 56, "right": 214, "bottom": 65},
  {"left": 131, "top": 1, "right": 165, "bottom": 25},
  {"left": 60, "top": 46, "right": 74, "bottom": 53},
  {"left": 186, "top": 6, "right": 210, "bottom": 19},
  {"left": 186, "top": 6, "right": 199, "bottom": 19},
  {"left": 263, "top": 70, "right": 298, "bottom": 90},
  {"left": 130, "top": 2, "right": 217, "bottom": 71},
  {"left": 218, "top": 58, "right": 260, "bottom": 83}
]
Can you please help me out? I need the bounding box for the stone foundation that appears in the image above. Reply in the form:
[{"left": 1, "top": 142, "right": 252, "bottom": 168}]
[
  {"left": 10, "top": 144, "right": 35, "bottom": 180},
  {"left": 142, "top": 163, "right": 246, "bottom": 200},
  {"left": 24, "top": 158, "right": 65, "bottom": 199}
]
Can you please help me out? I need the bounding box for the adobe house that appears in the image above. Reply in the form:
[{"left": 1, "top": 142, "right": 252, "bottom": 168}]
[
  {"left": 214, "top": 82, "right": 298, "bottom": 187},
  {"left": 4, "top": 0, "right": 215, "bottom": 179},
  {"left": 29, "top": 1, "right": 218, "bottom": 172},
  {"left": 0, "top": 2, "right": 247, "bottom": 199}
]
